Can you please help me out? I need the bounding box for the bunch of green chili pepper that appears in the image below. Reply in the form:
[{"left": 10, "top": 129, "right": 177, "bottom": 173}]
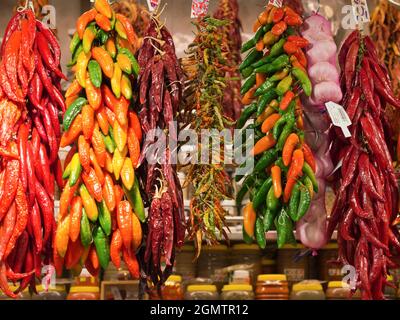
[{"left": 237, "top": 4, "right": 317, "bottom": 249}]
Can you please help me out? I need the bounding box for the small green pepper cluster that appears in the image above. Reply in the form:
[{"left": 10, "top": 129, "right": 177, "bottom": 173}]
[{"left": 236, "top": 4, "right": 317, "bottom": 249}]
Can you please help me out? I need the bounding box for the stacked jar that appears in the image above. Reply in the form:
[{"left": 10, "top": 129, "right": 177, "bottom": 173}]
[
  {"left": 290, "top": 282, "right": 325, "bottom": 300},
  {"left": 185, "top": 285, "right": 219, "bottom": 300},
  {"left": 221, "top": 284, "right": 254, "bottom": 300},
  {"left": 255, "top": 274, "right": 289, "bottom": 300},
  {"left": 161, "top": 275, "right": 184, "bottom": 300}
]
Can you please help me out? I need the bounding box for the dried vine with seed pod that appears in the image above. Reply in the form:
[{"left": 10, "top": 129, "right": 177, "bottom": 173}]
[{"left": 181, "top": 17, "right": 234, "bottom": 258}]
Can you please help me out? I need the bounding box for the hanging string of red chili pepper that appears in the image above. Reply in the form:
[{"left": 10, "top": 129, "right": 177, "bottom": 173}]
[{"left": 0, "top": 8, "right": 65, "bottom": 298}]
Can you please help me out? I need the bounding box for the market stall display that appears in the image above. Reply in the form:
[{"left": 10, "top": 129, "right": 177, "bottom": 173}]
[
  {"left": 328, "top": 29, "right": 400, "bottom": 300},
  {"left": 58, "top": 0, "right": 142, "bottom": 279},
  {"left": 181, "top": 17, "right": 233, "bottom": 257},
  {"left": 213, "top": 0, "right": 243, "bottom": 120},
  {"left": 236, "top": 4, "right": 317, "bottom": 249},
  {"left": 0, "top": 6, "right": 65, "bottom": 298},
  {"left": 136, "top": 10, "right": 185, "bottom": 285}
]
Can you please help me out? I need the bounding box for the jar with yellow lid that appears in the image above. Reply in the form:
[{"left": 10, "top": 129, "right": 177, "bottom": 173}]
[
  {"left": 0, "top": 285, "right": 31, "bottom": 300},
  {"left": 255, "top": 274, "right": 289, "bottom": 300},
  {"left": 231, "top": 244, "right": 262, "bottom": 285},
  {"left": 384, "top": 275, "right": 397, "bottom": 300},
  {"left": 221, "top": 284, "right": 254, "bottom": 300},
  {"left": 326, "top": 281, "right": 361, "bottom": 300},
  {"left": 290, "top": 281, "right": 325, "bottom": 300},
  {"left": 198, "top": 245, "right": 229, "bottom": 289},
  {"left": 161, "top": 275, "right": 184, "bottom": 300},
  {"left": 32, "top": 285, "right": 67, "bottom": 300},
  {"left": 185, "top": 284, "right": 219, "bottom": 300},
  {"left": 67, "top": 286, "right": 100, "bottom": 300},
  {"left": 316, "top": 243, "right": 342, "bottom": 282},
  {"left": 277, "top": 244, "right": 309, "bottom": 285}
]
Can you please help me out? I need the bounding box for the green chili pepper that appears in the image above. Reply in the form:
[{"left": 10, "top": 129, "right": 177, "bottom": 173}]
[
  {"left": 67, "top": 43, "right": 83, "bottom": 67},
  {"left": 241, "top": 66, "right": 254, "bottom": 79},
  {"left": 286, "top": 26, "right": 296, "bottom": 36},
  {"left": 98, "top": 200, "right": 112, "bottom": 236},
  {"left": 275, "top": 157, "right": 289, "bottom": 174},
  {"left": 254, "top": 79, "right": 275, "bottom": 97},
  {"left": 252, "top": 38, "right": 286, "bottom": 69},
  {"left": 241, "top": 24, "right": 273, "bottom": 54},
  {"left": 303, "top": 163, "right": 319, "bottom": 193},
  {"left": 276, "top": 208, "right": 293, "bottom": 248},
  {"left": 63, "top": 97, "right": 87, "bottom": 131},
  {"left": 277, "top": 118, "right": 295, "bottom": 150},
  {"left": 102, "top": 133, "right": 116, "bottom": 154},
  {"left": 296, "top": 185, "right": 311, "bottom": 221},
  {"left": 266, "top": 185, "right": 280, "bottom": 212},
  {"left": 236, "top": 174, "right": 256, "bottom": 207},
  {"left": 263, "top": 208, "right": 276, "bottom": 232},
  {"left": 292, "top": 67, "right": 312, "bottom": 96},
  {"left": 237, "top": 103, "right": 257, "bottom": 129},
  {"left": 255, "top": 216, "right": 266, "bottom": 249},
  {"left": 286, "top": 230, "right": 297, "bottom": 244},
  {"left": 88, "top": 60, "right": 103, "bottom": 88},
  {"left": 241, "top": 74, "right": 256, "bottom": 96},
  {"left": 118, "top": 48, "right": 140, "bottom": 77},
  {"left": 276, "top": 75, "right": 293, "bottom": 96},
  {"left": 80, "top": 208, "right": 92, "bottom": 247},
  {"left": 288, "top": 182, "right": 301, "bottom": 221},
  {"left": 93, "top": 225, "right": 110, "bottom": 269},
  {"left": 254, "top": 54, "right": 289, "bottom": 74},
  {"left": 254, "top": 149, "right": 278, "bottom": 173},
  {"left": 240, "top": 49, "right": 263, "bottom": 71},
  {"left": 250, "top": 178, "right": 265, "bottom": 201},
  {"left": 304, "top": 176, "right": 314, "bottom": 197},
  {"left": 62, "top": 161, "right": 72, "bottom": 180},
  {"left": 123, "top": 176, "right": 145, "bottom": 222},
  {"left": 253, "top": 177, "right": 273, "bottom": 210},
  {"left": 243, "top": 225, "right": 254, "bottom": 243},
  {"left": 256, "top": 89, "right": 278, "bottom": 115},
  {"left": 273, "top": 110, "right": 294, "bottom": 140},
  {"left": 70, "top": 32, "right": 81, "bottom": 54},
  {"left": 241, "top": 38, "right": 256, "bottom": 54},
  {"left": 69, "top": 153, "right": 81, "bottom": 187},
  {"left": 97, "top": 29, "right": 109, "bottom": 45},
  {"left": 269, "top": 68, "right": 290, "bottom": 82}
]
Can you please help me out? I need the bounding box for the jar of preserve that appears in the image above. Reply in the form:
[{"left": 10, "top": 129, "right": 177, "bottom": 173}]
[
  {"left": 33, "top": 285, "right": 67, "bottom": 300},
  {"left": 290, "top": 282, "right": 325, "bottom": 300},
  {"left": 161, "top": 275, "right": 184, "bottom": 300},
  {"left": 231, "top": 244, "right": 262, "bottom": 284},
  {"left": 197, "top": 245, "right": 229, "bottom": 289},
  {"left": 255, "top": 274, "right": 289, "bottom": 300},
  {"left": 67, "top": 286, "right": 100, "bottom": 300},
  {"left": 277, "top": 244, "right": 309, "bottom": 285},
  {"left": 185, "top": 285, "right": 219, "bottom": 300},
  {"left": 221, "top": 284, "right": 254, "bottom": 300},
  {"left": 326, "top": 282, "right": 361, "bottom": 300}
]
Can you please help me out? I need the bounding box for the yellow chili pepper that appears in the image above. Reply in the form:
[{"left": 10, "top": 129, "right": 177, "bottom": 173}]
[
  {"left": 121, "top": 74, "right": 132, "bottom": 100},
  {"left": 112, "top": 146, "right": 127, "bottom": 180},
  {"left": 113, "top": 120, "right": 128, "bottom": 152},
  {"left": 92, "top": 47, "right": 114, "bottom": 79},
  {"left": 117, "top": 54, "right": 132, "bottom": 75},
  {"left": 105, "top": 38, "right": 117, "bottom": 59},
  {"left": 80, "top": 184, "right": 99, "bottom": 222},
  {"left": 111, "top": 63, "right": 122, "bottom": 99},
  {"left": 76, "top": 51, "right": 91, "bottom": 88},
  {"left": 55, "top": 215, "right": 71, "bottom": 258},
  {"left": 121, "top": 157, "right": 134, "bottom": 190},
  {"left": 105, "top": 152, "right": 114, "bottom": 174},
  {"left": 83, "top": 25, "right": 97, "bottom": 54},
  {"left": 115, "top": 20, "right": 127, "bottom": 40},
  {"left": 65, "top": 79, "right": 82, "bottom": 98}
]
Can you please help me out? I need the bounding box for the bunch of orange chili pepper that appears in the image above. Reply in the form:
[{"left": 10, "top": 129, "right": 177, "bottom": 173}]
[
  {"left": 57, "top": 0, "right": 144, "bottom": 279},
  {"left": 0, "top": 7, "right": 66, "bottom": 298}
]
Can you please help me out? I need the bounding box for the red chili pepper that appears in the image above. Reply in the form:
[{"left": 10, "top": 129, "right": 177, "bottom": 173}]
[
  {"left": 82, "top": 168, "right": 103, "bottom": 202},
  {"left": 31, "top": 201, "right": 43, "bottom": 254},
  {"left": 35, "top": 179, "right": 54, "bottom": 244},
  {"left": 38, "top": 143, "right": 53, "bottom": 198},
  {"left": 0, "top": 202, "right": 17, "bottom": 261},
  {"left": 47, "top": 101, "right": 61, "bottom": 142},
  {"left": 344, "top": 41, "right": 359, "bottom": 93},
  {"left": 25, "top": 141, "right": 37, "bottom": 207},
  {"left": 41, "top": 108, "right": 58, "bottom": 164},
  {"left": 20, "top": 11, "right": 36, "bottom": 81},
  {"left": 339, "top": 208, "right": 355, "bottom": 241},
  {"left": 339, "top": 145, "right": 360, "bottom": 193},
  {"left": 8, "top": 230, "right": 29, "bottom": 274},
  {"left": 0, "top": 61, "right": 24, "bottom": 103},
  {"left": 32, "top": 108, "right": 48, "bottom": 144},
  {"left": 0, "top": 160, "right": 19, "bottom": 221},
  {"left": 36, "top": 31, "right": 65, "bottom": 80},
  {"left": 17, "top": 124, "right": 29, "bottom": 192},
  {"left": 349, "top": 179, "right": 373, "bottom": 220},
  {"left": 359, "top": 67, "right": 378, "bottom": 116},
  {"left": 0, "top": 12, "right": 22, "bottom": 57},
  {"left": 358, "top": 153, "right": 384, "bottom": 201},
  {"left": 0, "top": 262, "right": 17, "bottom": 298},
  {"left": 346, "top": 87, "right": 361, "bottom": 121},
  {"left": 287, "top": 35, "right": 309, "bottom": 48},
  {"left": 53, "top": 157, "right": 64, "bottom": 189},
  {"left": 373, "top": 72, "right": 400, "bottom": 109},
  {"left": 36, "top": 20, "right": 62, "bottom": 71},
  {"left": 272, "top": 7, "right": 285, "bottom": 23},
  {"left": 4, "top": 30, "right": 22, "bottom": 93}
]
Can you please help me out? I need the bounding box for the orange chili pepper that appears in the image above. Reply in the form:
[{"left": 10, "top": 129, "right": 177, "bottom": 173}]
[
  {"left": 65, "top": 238, "right": 84, "bottom": 269},
  {"left": 65, "top": 79, "right": 82, "bottom": 98},
  {"left": 60, "top": 114, "right": 82, "bottom": 148},
  {"left": 76, "top": 9, "right": 97, "bottom": 39},
  {"left": 256, "top": 39, "right": 264, "bottom": 52},
  {"left": 241, "top": 87, "right": 256, "bottom": 105},
  {"left": 114, "top": 97, "right": 129, "bottom": 127},
  {"left": 131, "top": 213, "right": 142, "bottom": 252},
  {"left": 105, "top": 152, "right": 114, "bottom": 174},
  {"left": 283, "top": 41, "right": 299, "bottom": 55},
  {"left": 66, "top": 94, "right": 79, "bottom": 108},
  {"left": 64, "top": 144, "right": 78, "bottom": 171},
  {"left": 127, "top": 127, "right": 140, "bottom": 168},
  {"left": 101, "top": 84, "right": 117, "bottom": 112},
  {"left": 294, "top": 48, "right": 308, "bottom": 68},
  {"left": 55, "top": 215, "right": 70, "bottom": 258},
  {"left": 243, "top": 202, "right": 256, "bottom": 238},
  {"left": 82, "top": 104, "right": 95, "bottom": 140},
  {"left": 261, "top": 113, "right": 281, "bottom": 133},
  {"left": 82, "top": 167, "right": 103, "bottom": 202},
  {"left": 69, "top": 196, "right": 83, "bottom": 242},
  {"left": 256, "top": 73, "right": 267, "bottom": 88},
  {"left": 92, "top": 47, "right": 114, "bottom": 79},
  {"left": 103, "top": 173, "right": 116, "bottom": 212},
  {"left": 78, "top": 135, "right": 91, "bottom": 172},
  {"left": 91, "top": 123, "right": 107, "bottom": 167},
  {"left": 94, "top": 0, "right": 112, "bottom": 19},
  {"left": 128, "top": 111, "right": 142, "bottom": 142},
  {"left": 302, "top": 143, "right": 316, "bottom": 172},
  {"left": 85, "top": 75, "right": 102, "bottom": 110},
  {"left": 272, "top": 7, "right": 285, "bottom": 23},
  {"left": 95, "top": 13, "right": 111, "bottom": 32},
  {"left": 105, "top": 38, "right": 117, "bottom": 59},
  {"left": 271, "top": 165, "right": 282, "bottom": 198},
  {"left": 284, "top": 149, "right": 304, "bottom": 203},
  {"left": 122, "top": 247, "right": 139, "bottom": 278},
  {"left": 88, "top": 244, "right": 100, "bottom": 270},
  {"left": 59, "top": 179, "right": 80, "bottom": 220},
  {"left": 116, "top": 14, "right": 138, "bottom": 45},
  {"left": 282, "top": 133, "right": 300, "bottom": 166},
  {"left": 110, "top": 229, "right": 122, "bottom": 268},
  {"left": 251, "top": 133, "right": 276, "bottom": 156},
  {"left": 117, "top": 201, "right": 133, "bottom": 249},
  {"left": 271, "top": 21, "right": 287, "bottom": 36},
  {"left": 90, "top": 148, "right": 105, "bottom": 185},
  {"left": 96, "top": 106, "right": 110, "bottom": 135},
  {"left": 280, "top": 91, "right": 295, "bottom": 111},
  {"left": 114, "top": 185, "right": 124, "bottom": 207}
]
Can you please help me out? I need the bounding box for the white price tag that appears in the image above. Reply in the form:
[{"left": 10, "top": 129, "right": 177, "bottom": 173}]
[
  {"left": 325, "top": 101, "right": 352, "bottom": 138},
  {"left": 268, "top": 0, "right": 283, "bottom": 8},
  {"left": 191, "top": 0, "right": 210, "bottom": 18},
  {"left": 351, "top": 0, "right": 370, "bottom": 24},
  {"left": 146, "top": 0, "right": 159, "bottom": 12}
]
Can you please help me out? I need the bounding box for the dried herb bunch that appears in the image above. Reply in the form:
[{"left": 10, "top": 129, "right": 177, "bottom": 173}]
[
  {"left": 213, "top": 0, "right": 243, "bottom": 120},
  {"left": 181, "top": 17, "right": 233, "bottom": 258}
]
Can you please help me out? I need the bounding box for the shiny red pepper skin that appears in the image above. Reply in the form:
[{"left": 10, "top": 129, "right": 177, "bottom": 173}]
[
  {"left": 53, "top": 157, "right": 64, "bottom": 189},
  {"left": 360, "top": 67, "right": 378, "bottom": 116},
  {"left": 41, "top": 108, "right": 58, "bottom": 164},
  {"left": 35, "top": 179, "right": 54, "bottom": 244},
  {"left": 17, "top": 124, "right": 29, "bottom": 192},
  {"left": 344, "top": 41, "right": 359, "bottom": 92},
  {"left": 358, "top": 153, "right": 384, "bottom": 201},
  {"left": 31, "top": 201, "right": 43, "bottom": 254},
  {"left": 25, "top": 141, "right": 37, "bottom": 207},
  {"left": 0, "top": 160, "right": 19, "bottom": 221},
  {"left": 0, "top": 202, "right": 17, "bottom": 261},
  {"left": 0, "top": 12, "right": 22, "bottom": 57},
  {"left": 47, "top": 101, "right": 61, "bottom": 141},
  {"left": 38, "top": 143, "right": 53, "bottom": 199},
  {"left": 0, "top": 262, "right": 17, "bottom": 298},
  {"left": 36, "top": 31, "right": 65, "bottom": 80},
  {"left": 35, "top": 20, "right": 62, "bottom": 71},
  {"left": 32, "top": 112, "right": 48, "bottom": 144}
]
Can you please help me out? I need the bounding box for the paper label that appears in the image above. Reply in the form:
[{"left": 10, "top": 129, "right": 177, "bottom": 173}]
[
  {"left": 351, "top": 0, "right": 370, "bottom": 24},
  {"left": 191, "top": 0, "right": 210, "bottom": 18},
  {"left": 268, "top": 0, "right": 283, "bottom": 7},
  {"left": 325, "top": 101, "right": 352, "bottom": 138},
  {"left": 146, "top": 0, "right": 159, "bottom": 12}
]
